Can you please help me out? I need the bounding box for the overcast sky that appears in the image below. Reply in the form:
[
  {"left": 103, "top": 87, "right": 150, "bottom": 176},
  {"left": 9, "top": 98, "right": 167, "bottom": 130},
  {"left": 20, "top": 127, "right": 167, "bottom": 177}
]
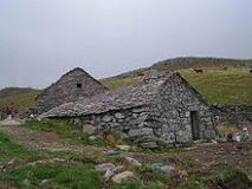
[{"left": 0, "top": 0, "right": 251, "bottom": 89}]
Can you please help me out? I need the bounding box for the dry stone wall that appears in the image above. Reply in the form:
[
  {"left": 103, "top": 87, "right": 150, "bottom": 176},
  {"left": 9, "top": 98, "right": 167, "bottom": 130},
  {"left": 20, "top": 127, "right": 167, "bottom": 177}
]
[
  {"left": 211, "top": 105, "right": 252, "bottom": 128},
  {"left": 68, "top": 106, "right": 156, "bottom": 146},
  {"left": 64, "top": 76, "right": 216, "bottom": 148}
]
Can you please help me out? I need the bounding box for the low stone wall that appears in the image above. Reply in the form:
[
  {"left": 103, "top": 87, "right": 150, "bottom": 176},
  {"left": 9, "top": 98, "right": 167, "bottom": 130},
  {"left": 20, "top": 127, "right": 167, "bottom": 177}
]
[
  {"left": 68, "top": 106, "right": 159, "bottom": 147},
  {"left": 211, "top": 105, "right": 252, "bottom": 128},
  {"left": 65, "top": 104, "right": 215, "bottom": 148}
]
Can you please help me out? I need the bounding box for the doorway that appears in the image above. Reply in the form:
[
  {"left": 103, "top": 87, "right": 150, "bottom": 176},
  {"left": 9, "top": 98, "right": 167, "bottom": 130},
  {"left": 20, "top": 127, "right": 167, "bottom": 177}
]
[{"left": 190, "top": 111, "right": 200, "bottom": 140}]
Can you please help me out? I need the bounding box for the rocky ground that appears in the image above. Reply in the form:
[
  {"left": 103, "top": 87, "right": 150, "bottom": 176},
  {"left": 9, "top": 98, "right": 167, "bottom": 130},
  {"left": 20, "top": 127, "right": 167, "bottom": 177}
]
[{"left": 0, "top": 122, "right": 251, "bottom": 189}]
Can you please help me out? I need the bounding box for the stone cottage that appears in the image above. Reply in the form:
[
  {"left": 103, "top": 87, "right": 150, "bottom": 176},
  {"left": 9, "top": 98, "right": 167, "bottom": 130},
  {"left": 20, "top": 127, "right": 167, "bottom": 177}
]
[
  {"left": 36, "top": 67, "right": 107, "bottom": 113},
  {"left": 40, "top": 72, "right": 216, "bottom": 148}
]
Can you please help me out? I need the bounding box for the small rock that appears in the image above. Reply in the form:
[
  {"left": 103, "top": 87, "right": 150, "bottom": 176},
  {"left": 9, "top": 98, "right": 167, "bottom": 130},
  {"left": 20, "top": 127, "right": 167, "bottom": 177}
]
[
  {"left": 103, "top": 169, "right": 115, "bottom": 181},
  {"left": 88, "top": 136, "right": 97, "bottom": 141},
  {"left": 95, "top": 163, "right": 116, "bottom": 173},
  {"left": 151, "top": 163, "right": 175, "bottom": 177},
  {"left": 104, "top": 150, "right": 121, "bottom": 156},
  {"left": 125, "top": 157, "right": 142, "bottom": 167},
  {"left": 116, "top": 145, "right": 131, "bottom": 151},
  {"left": 103, "top": 165, "right": 124, "bottom": 181},
  {"left": 141, "top": 142, "right": 158, "bottom": 149},
  {"left": 112, "top": 171, "right": 134, "bottom": 184},
  {"left": 115, "top": 113, "right": 125, "bottom": 119},
  {"left": 160, "top": 165, "right": 175, "bottom": 177},
  {"left": 82, "top": 124, "right": 96, "bottom": 135},
  {"left": 41, "top": 179, "right": 49, "bottom": 185},
  {"left": 102, "top": 115, "right": 112, "bottom": 122}
]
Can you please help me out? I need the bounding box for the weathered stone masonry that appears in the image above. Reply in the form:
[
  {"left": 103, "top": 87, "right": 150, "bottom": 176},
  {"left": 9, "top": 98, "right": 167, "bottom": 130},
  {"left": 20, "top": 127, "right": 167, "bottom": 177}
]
[
  {"left": 36, "top": 68, "right": 107, "bottom": 113},
  {"left": 41, "top": 73, "right": 216, "bottom": 147}
]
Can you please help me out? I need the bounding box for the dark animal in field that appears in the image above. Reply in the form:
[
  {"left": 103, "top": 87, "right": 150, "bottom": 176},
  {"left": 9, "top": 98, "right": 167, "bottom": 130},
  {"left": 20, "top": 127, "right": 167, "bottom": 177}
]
[
  {"left": 249, "top": 68, "right": 252, "bottom": 73},
  {"left": 193, "top": 69, "right": 203, "bottom": 73}
]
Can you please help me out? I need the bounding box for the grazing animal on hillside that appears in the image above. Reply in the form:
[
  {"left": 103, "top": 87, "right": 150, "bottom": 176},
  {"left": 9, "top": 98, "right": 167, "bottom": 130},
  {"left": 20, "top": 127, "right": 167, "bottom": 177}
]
[
  {"left": 249, "top": 68, "right": 252, "bottom": 73},
  {"left": 193, "top": 69, "right": 203, "bottom": 73}
]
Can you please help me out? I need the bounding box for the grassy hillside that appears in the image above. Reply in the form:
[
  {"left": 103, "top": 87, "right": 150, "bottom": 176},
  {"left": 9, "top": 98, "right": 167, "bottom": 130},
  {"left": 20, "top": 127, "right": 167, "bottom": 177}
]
[
  {"left": 1, "top": 57, "right": 251, "bottom": 112},
  {"left": 179, "top": 68, "right": 252, "bottom": 105},
  {"left": 102, "top": 67, "right": 252, "bottom": 105},
  {"left": 0, "top": 88, "right": 40, "bottom": 111}
]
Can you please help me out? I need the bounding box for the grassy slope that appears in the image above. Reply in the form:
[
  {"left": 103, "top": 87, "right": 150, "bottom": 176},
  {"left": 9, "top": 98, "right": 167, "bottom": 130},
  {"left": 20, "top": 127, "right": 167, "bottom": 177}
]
[
  {"left": 179, "top": 68, "right": 252, "bottom": 105},
  {"left": 101, "top": 68, "right": 252, "bottom": 105},
  {"left": 0, "top": 88, "right": 40, "bottom": 111}
]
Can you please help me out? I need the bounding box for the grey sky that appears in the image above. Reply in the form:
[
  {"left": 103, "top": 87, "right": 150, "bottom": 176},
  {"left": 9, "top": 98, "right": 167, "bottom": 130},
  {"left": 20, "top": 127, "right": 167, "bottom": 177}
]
[{"left": 0, "top": 0, "right": 251, "bottom": 89}]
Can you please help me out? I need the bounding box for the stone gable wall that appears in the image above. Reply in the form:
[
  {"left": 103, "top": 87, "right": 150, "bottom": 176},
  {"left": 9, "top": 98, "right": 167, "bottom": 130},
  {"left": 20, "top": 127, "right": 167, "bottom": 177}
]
[
  {"left": 36, "top": 69, "right": 106, "bottom": 113},
  {"left": 152, "top": 75, "right": 216, "bottom": 144}
]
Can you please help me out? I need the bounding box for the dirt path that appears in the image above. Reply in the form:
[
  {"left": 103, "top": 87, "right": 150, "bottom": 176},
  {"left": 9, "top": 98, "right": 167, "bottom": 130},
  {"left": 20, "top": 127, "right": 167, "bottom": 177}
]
[{"left": 0, "top": 124, "right": 105, "bottom": 153}]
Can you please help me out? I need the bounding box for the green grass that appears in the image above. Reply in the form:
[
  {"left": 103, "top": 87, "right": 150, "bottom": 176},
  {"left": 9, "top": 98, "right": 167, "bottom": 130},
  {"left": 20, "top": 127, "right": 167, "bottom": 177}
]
[
  {"left": 0, "top": 90, "right": 39, "bottom": 112},
  {"left": 101, "top": 76, "right": 141, "bottom": 90},
  {"left": 180, "top": 69, "right": 252, "bottom": 105},
  {"left": 102, "top": 68, "right": 252, "bottom": 105},
  {"left": 23, "top": 120, "right": 106, "bottom": 147},
  {"left": 0, "top": 132, "right": 35, "bottom": 162},
  {"left": 0, "top": 164, "right": 101, "bottom": 189},
  {"left": 0, "top": 132, "right": 101, "bottom": 188}
]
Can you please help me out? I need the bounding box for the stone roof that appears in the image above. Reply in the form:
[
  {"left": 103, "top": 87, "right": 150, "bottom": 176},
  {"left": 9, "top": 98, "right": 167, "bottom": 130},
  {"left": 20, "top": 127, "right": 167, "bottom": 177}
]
[
  {"left": 40, "top": 75, "right": 167, "bottom": 118},
  {"left": 40, "top": 72, "right": 208, "bottom": 118}
]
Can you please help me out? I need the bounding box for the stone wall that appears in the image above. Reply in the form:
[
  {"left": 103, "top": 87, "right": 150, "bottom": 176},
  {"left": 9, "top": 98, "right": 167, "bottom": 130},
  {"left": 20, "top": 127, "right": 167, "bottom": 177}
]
[
  {"left": 63, "top": 75, "right": 216, "bottom": 148},
  {"left": 149, "top": 75, "right": 216, "bottom": 144},
  {"left": 68, "top": 106, "right": 156, "bottom": 147},
  {"left": 211, "top": 105, "right": 252, "bottom": 128},
  {"left": 36, "top": 68, "right": 106, "bottom": 113}
]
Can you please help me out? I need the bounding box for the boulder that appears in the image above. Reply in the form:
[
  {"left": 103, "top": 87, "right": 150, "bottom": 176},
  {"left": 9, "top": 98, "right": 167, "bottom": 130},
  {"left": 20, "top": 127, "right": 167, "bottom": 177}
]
[{"left": 112, "top": 171, "right": 134, "bottom": 184}]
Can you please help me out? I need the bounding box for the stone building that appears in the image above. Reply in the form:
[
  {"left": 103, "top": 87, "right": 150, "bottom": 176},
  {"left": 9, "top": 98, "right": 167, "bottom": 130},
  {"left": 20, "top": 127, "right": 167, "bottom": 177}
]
[
  {"left": 36, "top": 67, "right": 107, "bottom": 113},
  {"left": 41, "top": 72, "right": 216, "bottom": 147}
]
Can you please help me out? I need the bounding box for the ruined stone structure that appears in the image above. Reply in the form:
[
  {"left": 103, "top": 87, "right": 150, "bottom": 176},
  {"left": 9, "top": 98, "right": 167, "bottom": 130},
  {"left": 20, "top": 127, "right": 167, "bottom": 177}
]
[
  {"left": 36, "top": 68, "right": 107, "bottom": 113},
  {"left": 41, "top": 72, "right": 216, "bottom": 148}
]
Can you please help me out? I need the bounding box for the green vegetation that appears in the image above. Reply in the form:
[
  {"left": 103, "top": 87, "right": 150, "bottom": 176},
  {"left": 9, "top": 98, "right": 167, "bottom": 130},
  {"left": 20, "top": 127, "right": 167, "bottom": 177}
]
[
  {"left": 180, "top": 69, "right": 252, "bottom": 104},
  {"left": 101, "top": 76, "right": 141, "bottom": 90},
  {"left": 176, "top": 168, "right": 252, "bottom": 189},
  {"left": 0, "top": 132, "right": 101, "bottom": 189},
  {"left": 101, "top": 68, "right": 252, "bottom": 105},
  {"left": 23, "top": 120, "right": 106, "bottom": 147},
  {"left": 0, "top": 164, "right": 101, "bottom": 189},
  {"left": 0, "top": 132, "right": 35, "bottom": 162},
  {"left": 0, "top": 88, "right": 40, "bottom": 111}
]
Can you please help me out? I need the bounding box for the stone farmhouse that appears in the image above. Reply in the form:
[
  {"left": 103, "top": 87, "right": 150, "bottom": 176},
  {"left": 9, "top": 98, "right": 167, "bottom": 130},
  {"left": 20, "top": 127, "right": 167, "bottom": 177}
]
[
  {"left": 36, "top": 68, "right": 107, "bottom": 113},
  {"left": 41, "top": 71, "right": 216, "bottom": 148}
]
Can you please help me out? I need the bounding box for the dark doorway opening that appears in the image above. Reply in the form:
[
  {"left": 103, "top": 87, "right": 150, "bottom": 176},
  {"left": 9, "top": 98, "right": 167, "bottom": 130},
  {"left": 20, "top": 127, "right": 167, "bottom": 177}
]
[
  {"left": 77, "top": 83, "right": 82, "bottom": 89},
  {"left": 190, "top": 111, "right": 200, "bottom": 140}
]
